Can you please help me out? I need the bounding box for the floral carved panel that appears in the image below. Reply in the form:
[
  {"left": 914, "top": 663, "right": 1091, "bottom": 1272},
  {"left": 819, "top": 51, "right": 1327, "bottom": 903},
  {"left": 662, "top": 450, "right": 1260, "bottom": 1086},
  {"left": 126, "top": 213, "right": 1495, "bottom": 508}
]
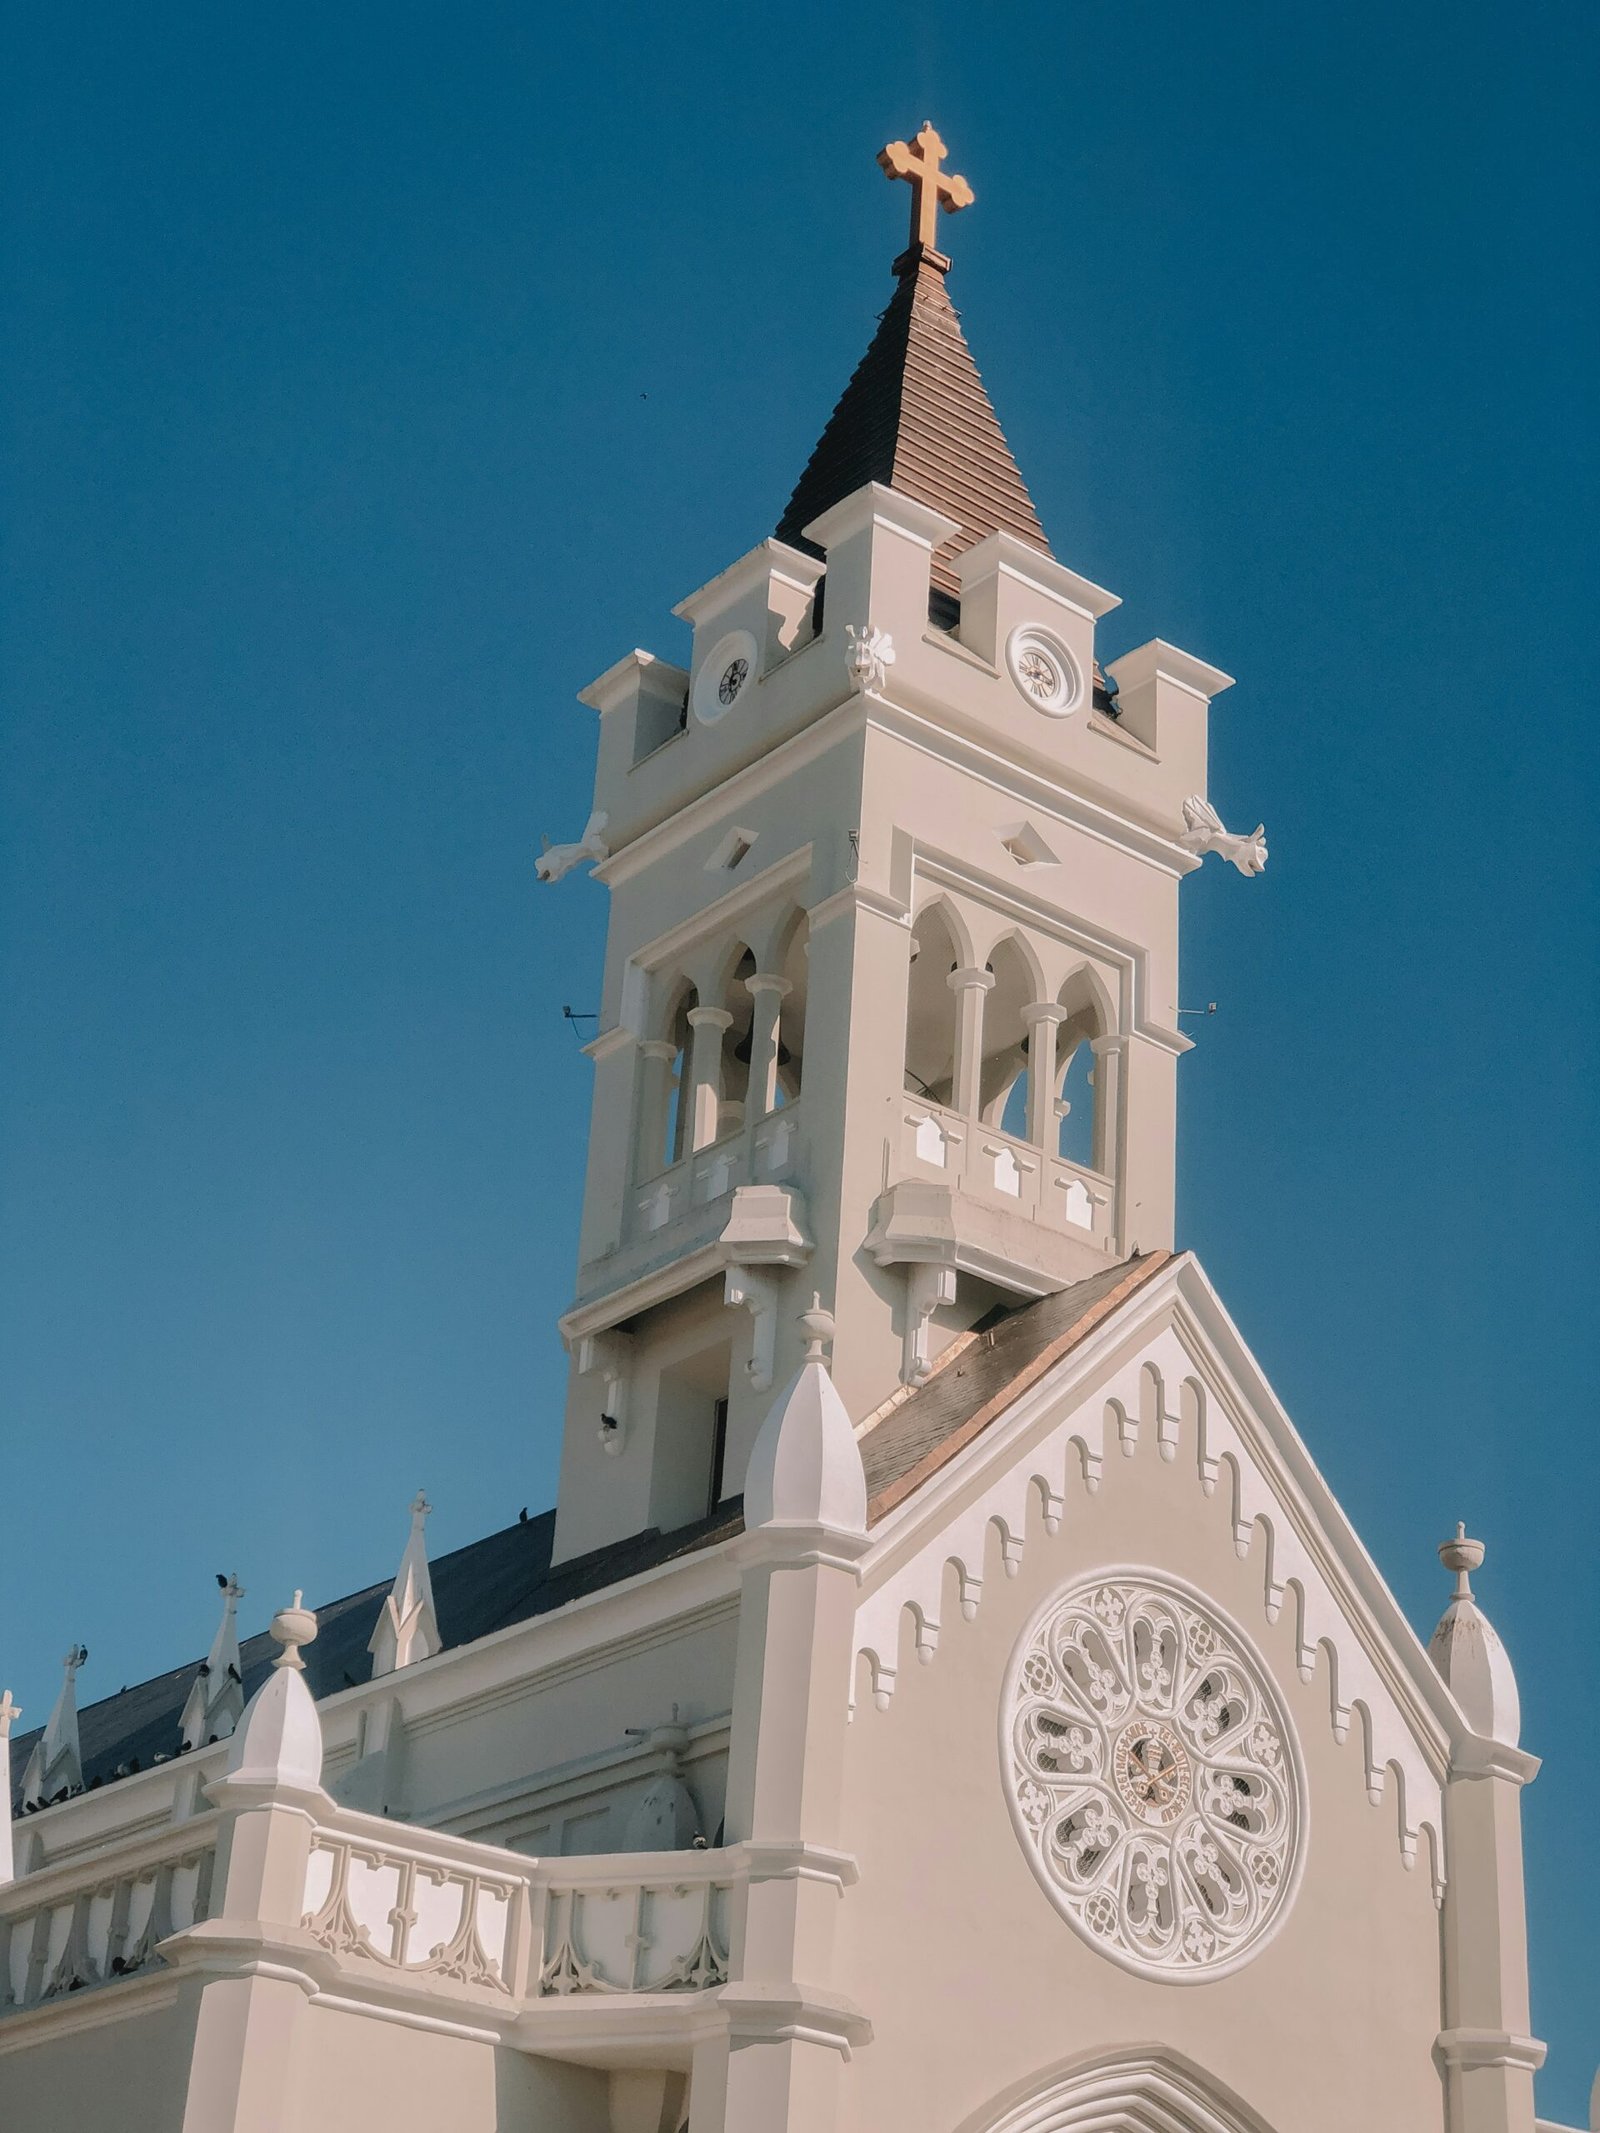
[{"left": 1001, "top": 1568, "right": 1306, "bottom": 1980}]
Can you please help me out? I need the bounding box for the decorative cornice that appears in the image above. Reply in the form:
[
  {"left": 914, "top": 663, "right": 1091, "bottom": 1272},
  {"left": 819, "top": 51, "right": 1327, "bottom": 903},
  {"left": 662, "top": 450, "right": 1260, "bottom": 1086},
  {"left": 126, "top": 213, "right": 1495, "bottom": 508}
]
[
  {"left": 1449, "top": 1735, "right": 1541, "bottom": 1786},
  {"left": 715, "top": 1979, "right": 873, "bottom": 2058},
  {"left": 1435, "top": 2027, "right": 1548, "bottom": 2073}
]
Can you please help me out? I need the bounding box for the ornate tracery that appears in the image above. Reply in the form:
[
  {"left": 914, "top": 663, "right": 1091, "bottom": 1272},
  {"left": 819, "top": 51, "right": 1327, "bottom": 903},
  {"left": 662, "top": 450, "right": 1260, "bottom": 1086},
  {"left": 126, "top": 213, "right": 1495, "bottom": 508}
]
[{"left": 1002, "top": 1571, "right": 1304, "bottom": 1980}]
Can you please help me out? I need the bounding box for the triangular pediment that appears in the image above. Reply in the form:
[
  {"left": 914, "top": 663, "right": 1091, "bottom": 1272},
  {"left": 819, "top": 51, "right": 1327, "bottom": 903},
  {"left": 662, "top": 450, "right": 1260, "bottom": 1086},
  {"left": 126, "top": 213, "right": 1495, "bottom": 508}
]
[{"left": 851, "top": 1251, "right": 1460, "bottom": 1896}]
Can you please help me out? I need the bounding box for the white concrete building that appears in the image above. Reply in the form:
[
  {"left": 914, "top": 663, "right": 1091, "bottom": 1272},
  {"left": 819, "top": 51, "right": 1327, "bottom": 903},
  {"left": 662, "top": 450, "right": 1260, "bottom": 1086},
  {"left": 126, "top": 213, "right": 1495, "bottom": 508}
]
[{"left": 2, "top": 122, "right": 1587, "bottom": 2133}]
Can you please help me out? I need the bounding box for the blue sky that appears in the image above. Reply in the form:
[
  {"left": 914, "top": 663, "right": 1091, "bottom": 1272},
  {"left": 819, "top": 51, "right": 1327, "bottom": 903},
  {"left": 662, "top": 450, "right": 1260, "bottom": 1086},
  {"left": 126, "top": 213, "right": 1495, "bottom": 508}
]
[{"left": 2, "top": 0, "right": 1595, "bottom": 2111}]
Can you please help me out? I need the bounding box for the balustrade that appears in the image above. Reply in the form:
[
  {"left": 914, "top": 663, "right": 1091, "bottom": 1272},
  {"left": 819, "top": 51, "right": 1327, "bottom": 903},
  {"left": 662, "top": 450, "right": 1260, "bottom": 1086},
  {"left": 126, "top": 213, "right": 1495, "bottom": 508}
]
[
  {"left": 900, "top": 1095, "right": 1112, "bottom": 1244},
  {"left": 0, "top": 1804, "right": 745, "bottom": 2021},
  {"left": 634, "top": 1103, "right": 800, "bottom": 1241},
  {"left": 537, "top": 1858, "right": 732, "bottom": 1997},
  {"left": 0, "top": 1823, "right": 216, "bottom": 2015}
]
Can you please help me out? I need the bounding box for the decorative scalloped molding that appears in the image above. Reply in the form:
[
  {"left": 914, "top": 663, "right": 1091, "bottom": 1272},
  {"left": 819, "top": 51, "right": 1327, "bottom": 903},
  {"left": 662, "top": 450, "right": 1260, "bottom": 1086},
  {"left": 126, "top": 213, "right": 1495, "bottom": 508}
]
[{"left": 852, "top": 1315, "right": 1447, "bottom": 1901}]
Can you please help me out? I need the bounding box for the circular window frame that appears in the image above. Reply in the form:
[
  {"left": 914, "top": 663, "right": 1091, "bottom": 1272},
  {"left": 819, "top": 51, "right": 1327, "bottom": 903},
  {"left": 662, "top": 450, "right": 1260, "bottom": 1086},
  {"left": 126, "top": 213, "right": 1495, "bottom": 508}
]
[
  {"left": 1005, "top": 624, "right": 1083, "bottom": 718},
  {"left": 692, "top": 629, "right": 760, "bottom": 726},
  {"left": 997, "top": 1564, "right": 1308, "bottom": 1985}
]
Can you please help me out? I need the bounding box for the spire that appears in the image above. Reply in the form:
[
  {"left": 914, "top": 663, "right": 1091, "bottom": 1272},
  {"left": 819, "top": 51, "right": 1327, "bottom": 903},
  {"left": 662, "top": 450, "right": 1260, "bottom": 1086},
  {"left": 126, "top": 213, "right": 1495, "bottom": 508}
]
[
  {"left": 1, "top": 1689, "right": 20, "bottom": 1885},
  {"left": 776, "top": 123, "right": 1050, "bottom": 608},
  {"left": 19, "top": 1645, "right": 86, "bottom": 1808},
  {"left": 223, "top": 1591, "right": 323, "bottom": 1792},
  {"left": 743, "top": 1300, "right": 867, "bottom": 1539},
  {"left": 369, "top": 1490, "right": 441, "bottom": 1678},
  {"left": 1428, "top": 1524, "right": 1522, "bottom": 1747},
  {"left": 179, "top": 1573, "right": 246, "bottom": 1751}
]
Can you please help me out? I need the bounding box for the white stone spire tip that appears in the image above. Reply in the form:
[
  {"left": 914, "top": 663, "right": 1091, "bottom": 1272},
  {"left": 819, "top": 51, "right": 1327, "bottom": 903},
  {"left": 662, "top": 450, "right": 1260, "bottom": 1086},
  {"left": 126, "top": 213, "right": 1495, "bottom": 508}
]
[{"left": 1428, "top": 1522, "right": 1520, "bottom": 1747}]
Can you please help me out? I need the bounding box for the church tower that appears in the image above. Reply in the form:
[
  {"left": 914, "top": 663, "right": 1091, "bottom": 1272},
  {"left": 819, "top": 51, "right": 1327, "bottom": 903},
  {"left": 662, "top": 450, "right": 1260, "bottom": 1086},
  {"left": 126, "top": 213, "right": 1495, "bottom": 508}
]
[{"left": 546, "top": 125, "right": 1262, "bottom": 1563}]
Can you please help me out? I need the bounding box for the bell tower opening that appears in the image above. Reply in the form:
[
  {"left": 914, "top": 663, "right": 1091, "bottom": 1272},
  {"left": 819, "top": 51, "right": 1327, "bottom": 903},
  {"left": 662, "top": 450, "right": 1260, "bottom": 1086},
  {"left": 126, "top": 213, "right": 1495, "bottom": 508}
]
[{"left": 650, "top": 1337, "right": 735, "bottom": 1534}]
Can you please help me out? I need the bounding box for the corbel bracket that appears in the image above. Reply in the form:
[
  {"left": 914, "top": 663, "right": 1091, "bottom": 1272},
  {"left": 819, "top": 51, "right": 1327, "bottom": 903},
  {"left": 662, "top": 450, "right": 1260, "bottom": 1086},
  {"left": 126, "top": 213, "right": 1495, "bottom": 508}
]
[
  {"left": 577, "top": 1329, "right": 635, "bottom": 1455},
  {"left": 725, "top": 1265, "right": 782, "bottom": 1393},
  {"left": 903, "top": 1262, "right": 957, "bottom": 1386}
]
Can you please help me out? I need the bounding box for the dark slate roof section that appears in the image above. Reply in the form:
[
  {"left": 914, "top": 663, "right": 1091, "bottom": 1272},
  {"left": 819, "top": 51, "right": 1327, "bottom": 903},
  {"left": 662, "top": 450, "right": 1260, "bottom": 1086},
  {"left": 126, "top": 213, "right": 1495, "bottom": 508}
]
[
  {"left": 776, "top": 255, "right": 1051, "bottom": 603},
  {"left": 861, "top": 1253, "right": 1172, "bottom": 1520},
  {"left": 8, "top": 1500, "right": 744, "bottom": 1813}
]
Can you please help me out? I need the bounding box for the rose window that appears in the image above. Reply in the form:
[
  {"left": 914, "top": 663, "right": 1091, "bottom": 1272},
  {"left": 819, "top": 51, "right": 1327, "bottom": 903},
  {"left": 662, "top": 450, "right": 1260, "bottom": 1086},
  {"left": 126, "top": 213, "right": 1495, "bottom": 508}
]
[{"left": 1002, "top": 1572, "right": 1303, "bottom": 1980}]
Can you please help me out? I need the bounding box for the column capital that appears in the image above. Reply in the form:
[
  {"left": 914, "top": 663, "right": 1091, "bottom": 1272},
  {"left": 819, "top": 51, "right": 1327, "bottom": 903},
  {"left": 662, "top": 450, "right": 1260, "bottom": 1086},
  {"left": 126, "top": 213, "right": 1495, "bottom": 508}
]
[
  {"left": 639, "top": 1036, "right": 679, "bottom": 1062},
  {"left": 947, "top": 965, "right": 995, "bottom": 995},
  {"left": 744, "top": 971, "right": 793, "bottom": 999},
  {"left": 1021, "top": 1000, "right": 1069, "bottom": 1029},
  {"left": 687, "top": 1004, "right": 735, "bottom": 1031}
]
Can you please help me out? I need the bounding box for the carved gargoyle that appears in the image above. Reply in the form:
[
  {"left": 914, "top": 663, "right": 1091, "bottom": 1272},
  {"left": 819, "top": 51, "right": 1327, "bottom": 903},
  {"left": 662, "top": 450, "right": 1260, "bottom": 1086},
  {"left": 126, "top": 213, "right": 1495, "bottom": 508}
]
[
  {"left": 536, "top": 809, "right": 610, "bottom": 883},
  {"left": 1179, "top": 795, "right": 1268, "bottom": 877}
]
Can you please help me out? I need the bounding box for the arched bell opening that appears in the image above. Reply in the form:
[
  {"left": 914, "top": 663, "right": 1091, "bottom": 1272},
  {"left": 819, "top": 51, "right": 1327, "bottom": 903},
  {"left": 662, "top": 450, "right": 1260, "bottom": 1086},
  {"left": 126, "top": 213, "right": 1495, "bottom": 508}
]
[
  {"left": 640, "top": 979, "right": 698, "bottom": 1179},
  {"left": 1054, "top": 964, "right": 1117, "bottom": 1175},
  {"left": 904, "top": 903, "right": 963, "bottom": 1108},
  {"left": 978, "top": 936, "right": 1039, "bottom": 1134}
]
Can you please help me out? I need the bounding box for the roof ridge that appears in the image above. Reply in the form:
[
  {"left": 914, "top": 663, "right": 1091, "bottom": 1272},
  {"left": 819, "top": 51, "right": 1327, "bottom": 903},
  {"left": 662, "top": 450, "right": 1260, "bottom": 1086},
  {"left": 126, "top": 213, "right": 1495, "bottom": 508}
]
[{"left": 865, "top": 1252, "right": 1173, "bottom": 1524}]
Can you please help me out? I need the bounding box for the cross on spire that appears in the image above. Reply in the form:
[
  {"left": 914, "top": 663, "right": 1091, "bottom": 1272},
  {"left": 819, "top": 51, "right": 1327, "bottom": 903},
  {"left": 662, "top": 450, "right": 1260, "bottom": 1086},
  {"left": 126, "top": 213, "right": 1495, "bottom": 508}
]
[
  {"left": 0, "top": 1689, "right": 19, "bottom": 1736},
  {"left": 878, "top": 122, "right": 974, "bottom": 262}
]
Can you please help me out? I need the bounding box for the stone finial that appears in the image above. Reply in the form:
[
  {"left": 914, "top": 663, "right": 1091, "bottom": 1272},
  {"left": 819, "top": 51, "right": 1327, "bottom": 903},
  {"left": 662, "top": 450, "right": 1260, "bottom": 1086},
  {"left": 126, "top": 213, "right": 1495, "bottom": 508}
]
[
  {"left": 180, "top": 1573, "right": 247, "bottom": 1751},
  {"left": 1439, "top": 1521, "right": 1485, "bottom": 1595},
  {"left": 1428, "top": 1525, "right": 1522, "bottom": 1748},
  {"left": 743, "top": 1302, "right": 866, "bottom": 1539},
  {"left": 271, "top": 1592, "right": 318, "bottom": 1670},
  {"left": 622, "top": 1709, "right": 702, "bottom": 1851},
  {"left": 369, "top": 1491, "right": 442, "bottom": 1679},
  {"left": 222, "top": 1591, "right": 323, "bottom": 1792},
  {"left": 0, "top": 1690, "right": 19, "bottom": 1888},
  {"left": 799, "top": 1294, "right": 836, "bottom": 1366},
  {"left": 19, "top": 1645, "right": 86, "bottom": 1808}
]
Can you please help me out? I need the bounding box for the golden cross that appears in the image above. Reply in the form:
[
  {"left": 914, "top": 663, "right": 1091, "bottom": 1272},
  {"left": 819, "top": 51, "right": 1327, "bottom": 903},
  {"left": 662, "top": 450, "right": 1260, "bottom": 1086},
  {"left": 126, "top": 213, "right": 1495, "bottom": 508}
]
[{"left": 878, "top": 122, "right": 974, "bottom": 256}]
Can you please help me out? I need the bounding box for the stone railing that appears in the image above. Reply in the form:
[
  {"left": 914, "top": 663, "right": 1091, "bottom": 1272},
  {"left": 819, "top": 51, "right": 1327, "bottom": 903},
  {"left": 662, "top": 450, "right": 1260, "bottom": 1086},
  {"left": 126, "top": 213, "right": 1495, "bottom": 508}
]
[
  {"left": 301, "top": 1809, "right": 737, "bottom": 2006},
  {"left": 0, "top": 1802, "right": 742, "bottom": 2021},
  {"left": 633, "top": 1104, "right": 800, "bottom": 1242},
  {"left": 535, "top": 1852, "right": 733, "bottom": 1997},
  {"left": 901, "top": 1097, "right": 1113, "bottom": 1244},
  {"left": 0, "top": 1817, "right": 218, "bottom": 2016},
  {"left": 301, "top": 1817, "right": 530, "bottom": 1996}
]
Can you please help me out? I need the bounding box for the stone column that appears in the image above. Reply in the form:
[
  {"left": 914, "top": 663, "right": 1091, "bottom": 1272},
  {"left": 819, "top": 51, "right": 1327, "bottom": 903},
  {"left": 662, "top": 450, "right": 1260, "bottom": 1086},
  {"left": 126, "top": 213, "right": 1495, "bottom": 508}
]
[
  {"left": 165, "top": 1596, "right": 329, "bottom": 2133},
  {"left": 704, "top": 1306, "right": 871, "bottom": 2132},
  {"left": 1021, "top": 1002, "right": 1067, "bottom": 1150},
  {"left": 637, "top": 1036, "right": 680, "bottom": 1176},
  {"left": 687, "top": 1006, "right": 734, "bottom": 1152},
  {"left": 946, "top": 966, "right": 994, "bottom": 1121},
  {"left": 0, "top": 1689, "right": 18, "bottom": 1887},
  {"left": 743, "top": 974, "right": 792, "bottom": 1122},
  {"left": 1430, "top": 1531, "right": 1544, "bottom": 2133}
]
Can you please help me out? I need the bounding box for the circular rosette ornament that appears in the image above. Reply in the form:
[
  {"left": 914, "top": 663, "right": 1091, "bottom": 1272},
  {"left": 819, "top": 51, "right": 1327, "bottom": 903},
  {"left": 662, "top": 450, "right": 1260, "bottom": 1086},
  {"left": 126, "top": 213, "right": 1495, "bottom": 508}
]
[{"left": 1001, "top": 1570, "right": 1305, "bottom": 1980}]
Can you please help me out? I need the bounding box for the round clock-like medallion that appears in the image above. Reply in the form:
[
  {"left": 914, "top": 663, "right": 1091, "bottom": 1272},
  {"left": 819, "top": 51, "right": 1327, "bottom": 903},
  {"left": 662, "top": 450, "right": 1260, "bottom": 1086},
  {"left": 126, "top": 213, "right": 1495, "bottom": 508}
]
[
  {"left": 692, "top": 629, "right": 758, "bottom": 725},
  {"left": 1005, "top": 625, "right": 1082, "bottom": 717},
  {"left": 1001, "top": 1570, "right": 1304, "bottom": 1981}
]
